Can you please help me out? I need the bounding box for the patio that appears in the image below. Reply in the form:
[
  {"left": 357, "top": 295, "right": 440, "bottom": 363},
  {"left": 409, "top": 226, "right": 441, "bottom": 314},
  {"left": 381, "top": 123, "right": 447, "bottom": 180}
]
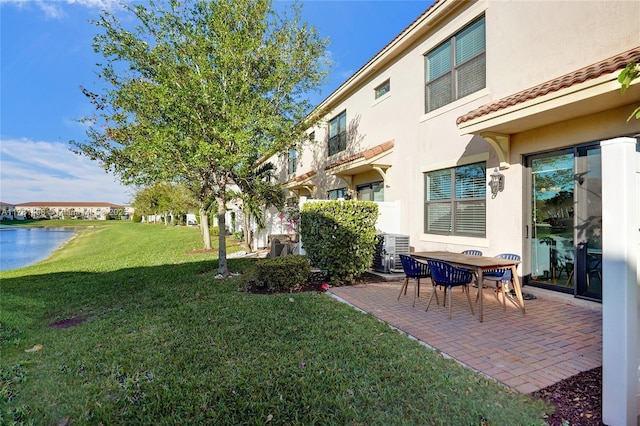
[{"left": 329, "top": 277, "right": 602, "bottom": 394}]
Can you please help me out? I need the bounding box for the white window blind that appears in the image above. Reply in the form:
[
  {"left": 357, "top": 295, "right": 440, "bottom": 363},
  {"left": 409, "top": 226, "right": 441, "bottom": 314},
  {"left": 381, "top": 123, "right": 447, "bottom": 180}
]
[
  {"left": 425, "top": 16, "right": 485, "bottom": 112},
  {"left": 424, "top": 162, "right": 486, "bottom": 236}
]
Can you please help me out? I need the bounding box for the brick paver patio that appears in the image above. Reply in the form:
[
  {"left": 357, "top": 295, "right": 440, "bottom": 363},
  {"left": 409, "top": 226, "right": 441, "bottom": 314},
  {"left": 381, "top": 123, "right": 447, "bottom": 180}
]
[{"left": 329, "top": 278, "right": 602, "bottom": 394}]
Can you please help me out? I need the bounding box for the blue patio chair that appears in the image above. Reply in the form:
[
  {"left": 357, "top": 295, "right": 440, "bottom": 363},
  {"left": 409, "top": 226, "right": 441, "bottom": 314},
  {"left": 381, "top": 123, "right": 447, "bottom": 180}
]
[
  {"left": 397, "top": 254, "right": 431, "bottom": 307},
  {"left": 461, "top": 249, "right": 483, "bottom": 256},
  {"left": 586, "top": 253, "right": 602, "bottom": 289},
  {"left": 482, "top": 253, "right": 521, "bottom": 310},
  {"left": 425, "top": 259, "right": 475, "bottom": 319}
]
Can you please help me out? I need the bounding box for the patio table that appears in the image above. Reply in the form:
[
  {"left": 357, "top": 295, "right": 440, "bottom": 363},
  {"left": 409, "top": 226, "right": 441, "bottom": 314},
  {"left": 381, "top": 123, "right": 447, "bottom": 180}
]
[{"left": 412, "top": 251, "right": 525, "bottom": 322}]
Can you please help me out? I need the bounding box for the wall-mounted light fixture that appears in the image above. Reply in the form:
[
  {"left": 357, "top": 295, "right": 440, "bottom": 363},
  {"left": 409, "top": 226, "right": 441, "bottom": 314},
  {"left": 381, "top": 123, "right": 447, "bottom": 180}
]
[{"left": 489, "top": 168, "right": 505, "bottom": 199}]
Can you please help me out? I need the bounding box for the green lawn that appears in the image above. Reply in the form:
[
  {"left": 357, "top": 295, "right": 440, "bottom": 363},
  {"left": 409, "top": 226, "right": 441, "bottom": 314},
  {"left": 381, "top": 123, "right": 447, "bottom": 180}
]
[{"left": 0, "top": 221, "right": 551, "bottom": 425}]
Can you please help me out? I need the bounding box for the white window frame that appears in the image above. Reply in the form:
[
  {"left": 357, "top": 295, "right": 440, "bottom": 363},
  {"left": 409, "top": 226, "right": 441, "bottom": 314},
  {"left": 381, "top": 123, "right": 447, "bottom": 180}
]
[{"left": 424, "top": 162, "right": 486, "bottom": 237}]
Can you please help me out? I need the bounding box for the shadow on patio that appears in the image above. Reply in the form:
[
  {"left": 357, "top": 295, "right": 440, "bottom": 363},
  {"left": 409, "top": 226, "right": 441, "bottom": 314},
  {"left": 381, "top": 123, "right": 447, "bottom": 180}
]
[{"left": 329, "top": 278, "right": 602, "bottom": 394}]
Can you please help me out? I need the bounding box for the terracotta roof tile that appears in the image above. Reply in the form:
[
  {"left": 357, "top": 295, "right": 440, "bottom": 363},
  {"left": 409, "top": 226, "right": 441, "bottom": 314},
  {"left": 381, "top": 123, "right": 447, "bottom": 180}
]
[
  {"left": 325, "top": 140, "right": 394, "bottom": 171},
  {"left": 284, "top": 170, "right": 317, "bottom": 185},
  {"left": 457, "top": 47, "right": 640, "bottom": 125}
]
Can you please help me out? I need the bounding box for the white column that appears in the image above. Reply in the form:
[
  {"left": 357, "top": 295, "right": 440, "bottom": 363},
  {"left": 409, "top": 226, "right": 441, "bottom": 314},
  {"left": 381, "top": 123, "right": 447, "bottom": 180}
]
[
  {"left": 601, "top": 137, "right": 639, "bottom": 426},
  {"left": 297, "top": 196, "right": 307, "bottom": 255}
]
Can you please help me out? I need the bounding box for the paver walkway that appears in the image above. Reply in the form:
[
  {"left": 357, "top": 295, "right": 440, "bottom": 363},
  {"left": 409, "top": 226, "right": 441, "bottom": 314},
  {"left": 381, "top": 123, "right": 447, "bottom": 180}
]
[{"left": 329, "top": 279, "right": 602, "bottom": 394}]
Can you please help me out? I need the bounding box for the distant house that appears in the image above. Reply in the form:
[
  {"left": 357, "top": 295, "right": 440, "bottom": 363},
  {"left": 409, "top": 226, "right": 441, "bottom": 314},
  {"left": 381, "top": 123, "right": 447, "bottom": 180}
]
[
  {"left": 0, "top": 202, "right": 17, "bottom": 220},
  {"left": 13, "top": 202, "right": 129, "bottom": 220}
]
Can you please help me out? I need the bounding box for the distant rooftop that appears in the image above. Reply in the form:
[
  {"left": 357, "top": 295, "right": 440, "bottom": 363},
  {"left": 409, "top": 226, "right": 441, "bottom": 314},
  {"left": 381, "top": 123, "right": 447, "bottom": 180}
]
[{"left": 8, "top": 201, "right": 126, "bottom": 208}]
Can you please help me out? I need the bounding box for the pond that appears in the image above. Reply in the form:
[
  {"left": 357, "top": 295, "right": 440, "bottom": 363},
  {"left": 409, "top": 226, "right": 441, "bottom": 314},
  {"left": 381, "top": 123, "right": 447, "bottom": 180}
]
[{"left": 0, "top": 226, "right": 77, "bottom": 271}]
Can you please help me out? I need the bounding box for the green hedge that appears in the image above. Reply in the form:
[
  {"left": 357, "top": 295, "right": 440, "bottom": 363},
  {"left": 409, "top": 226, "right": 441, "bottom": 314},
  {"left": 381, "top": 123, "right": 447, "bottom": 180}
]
[
  {"left": 300, "top": 200, "right": 378, "bottom": 284},
  {"left": 254, "top": 255, "right": 311, "bottom": 292}
]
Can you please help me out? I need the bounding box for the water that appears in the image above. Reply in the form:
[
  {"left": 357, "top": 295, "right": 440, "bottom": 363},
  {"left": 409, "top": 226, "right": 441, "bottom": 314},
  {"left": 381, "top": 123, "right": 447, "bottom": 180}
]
[{"left": 0, "top": 226, "right": 77, "bottom": 271}]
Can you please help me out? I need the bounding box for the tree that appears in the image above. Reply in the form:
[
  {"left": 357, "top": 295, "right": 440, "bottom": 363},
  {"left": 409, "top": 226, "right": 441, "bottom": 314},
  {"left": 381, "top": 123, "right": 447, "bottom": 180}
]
[
  {"left": 71, "top": 0, "right": 329, "bottom": 277},
  {"left": 133, "top": 182, "right": 197, "bottom": 225},
  {"left": 230, "top": 160, "right": 285, "bottom": 252}
]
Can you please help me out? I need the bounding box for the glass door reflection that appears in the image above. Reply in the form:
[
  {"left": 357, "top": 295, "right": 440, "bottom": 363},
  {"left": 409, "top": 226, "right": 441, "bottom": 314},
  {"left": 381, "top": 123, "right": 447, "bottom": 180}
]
[
  {"left": 529, "top": 150, "right": 575, "bottom": 291},
  {"left": 574, "top": 146, "right": 602, "bottom": 300}
]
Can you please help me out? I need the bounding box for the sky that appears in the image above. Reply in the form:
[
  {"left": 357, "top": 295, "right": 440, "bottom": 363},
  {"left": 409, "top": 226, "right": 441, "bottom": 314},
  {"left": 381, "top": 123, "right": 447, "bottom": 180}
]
[{"left": 0, "top": 0, "right": 432, "bottom": 205}]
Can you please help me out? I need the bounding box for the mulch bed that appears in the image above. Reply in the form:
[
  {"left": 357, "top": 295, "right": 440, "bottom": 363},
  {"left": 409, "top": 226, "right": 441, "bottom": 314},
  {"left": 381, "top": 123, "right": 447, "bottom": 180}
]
[
  {"left": 532, "top": 367, "right": 604, "bottom": 426},
  {"left": 244, "top": 271, "right": 387, "bottom": 294}
]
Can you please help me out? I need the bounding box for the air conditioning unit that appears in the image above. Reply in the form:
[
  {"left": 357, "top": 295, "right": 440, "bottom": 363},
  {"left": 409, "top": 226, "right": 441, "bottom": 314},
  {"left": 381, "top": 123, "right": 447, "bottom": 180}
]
[{"left": 373, "top": 234, "right": 410, "bottom": 273}]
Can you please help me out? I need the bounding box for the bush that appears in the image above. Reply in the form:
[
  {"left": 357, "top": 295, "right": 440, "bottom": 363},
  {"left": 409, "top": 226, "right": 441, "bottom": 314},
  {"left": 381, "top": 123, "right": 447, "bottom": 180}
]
[
  {"left": 132, "top": 214, "right": 142, "bottom": 223},
  {"left": 300, "top": 200, "right": 378, "bottom": 284},
  {"left": 254, "top": 255, "right": 311, "bottom": 292}
]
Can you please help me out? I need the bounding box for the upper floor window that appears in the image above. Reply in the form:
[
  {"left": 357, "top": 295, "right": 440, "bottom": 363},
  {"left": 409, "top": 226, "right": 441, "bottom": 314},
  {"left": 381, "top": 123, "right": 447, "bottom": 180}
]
[
  {"left": 374, "top": 79, "right": 390, "bottom": 99},
  {"left": 425, "top": 16, "right": 486, "bottom": 113},
  {"left": 288, "top": 149, "right": 297, "bottom": 174},
  {"left": 424, "top": 162, "right": 486, "bottom": 236},
  {"left": 328, "top": 111, "right": 347, "bottom": 156}
]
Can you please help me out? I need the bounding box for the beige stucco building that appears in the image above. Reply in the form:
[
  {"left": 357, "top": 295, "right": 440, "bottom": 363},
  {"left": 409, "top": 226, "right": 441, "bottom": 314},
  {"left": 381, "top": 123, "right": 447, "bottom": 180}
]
[
  {"left": 263, "top": 1, "right": 640, "bottom": 424},
  {"left": 10, "top": 202, "right": 128, "bottom": 220}
]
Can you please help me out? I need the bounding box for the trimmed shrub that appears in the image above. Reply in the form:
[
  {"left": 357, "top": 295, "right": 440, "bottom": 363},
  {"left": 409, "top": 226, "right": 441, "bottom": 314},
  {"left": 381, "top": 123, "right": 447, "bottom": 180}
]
[
  {"left": 300, "top": 200, "right": 378, "bottom": 284},
  {"left": 254, "top": 255, "right": 311, "bottom": 292}
]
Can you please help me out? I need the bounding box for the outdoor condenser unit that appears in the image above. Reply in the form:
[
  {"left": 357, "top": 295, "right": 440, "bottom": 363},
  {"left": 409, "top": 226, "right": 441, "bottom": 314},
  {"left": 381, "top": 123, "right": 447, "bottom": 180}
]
[{"left": 373, "top": 234, "right": 410, "bottom": 273}]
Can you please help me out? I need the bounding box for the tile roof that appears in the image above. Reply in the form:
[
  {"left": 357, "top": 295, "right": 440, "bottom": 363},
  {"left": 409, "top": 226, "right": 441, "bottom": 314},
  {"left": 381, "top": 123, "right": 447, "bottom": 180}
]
[
  {"left": 325, "top": 140, "right": 394, "bottom": 171},
  {"left": 284, "top": 170, "right": 317, "bottom": 185},
  {"left": 457, "top": 47, "right": 640, "bottom": 125},
  {"left": 15, "top": 202, "right": 125, "bottom": 208}
]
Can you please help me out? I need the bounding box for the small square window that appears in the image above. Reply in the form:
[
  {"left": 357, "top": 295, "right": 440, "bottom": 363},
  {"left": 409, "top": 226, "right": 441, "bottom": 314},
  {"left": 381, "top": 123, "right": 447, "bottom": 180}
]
[{"left": 374, "top": 79, "right": 390, "bottom": 99}]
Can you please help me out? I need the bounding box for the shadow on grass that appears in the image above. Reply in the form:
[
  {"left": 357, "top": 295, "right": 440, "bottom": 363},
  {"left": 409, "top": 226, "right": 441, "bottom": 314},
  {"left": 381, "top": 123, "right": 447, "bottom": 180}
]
[{"left": 0, "top": 258, "right": 257, "bottom": 333}]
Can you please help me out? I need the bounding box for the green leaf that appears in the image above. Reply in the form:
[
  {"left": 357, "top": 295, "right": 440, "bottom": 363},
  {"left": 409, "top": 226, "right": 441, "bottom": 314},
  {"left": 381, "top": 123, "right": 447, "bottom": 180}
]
[{"left": 628, "top": 106, "right": 640, "bottom": 122}]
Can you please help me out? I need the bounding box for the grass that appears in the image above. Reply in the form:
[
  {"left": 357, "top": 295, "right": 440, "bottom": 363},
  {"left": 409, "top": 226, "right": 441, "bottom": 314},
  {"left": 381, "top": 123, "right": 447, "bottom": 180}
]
[{"left": 0, "top": 221, "right": 551, "bottom": 425}]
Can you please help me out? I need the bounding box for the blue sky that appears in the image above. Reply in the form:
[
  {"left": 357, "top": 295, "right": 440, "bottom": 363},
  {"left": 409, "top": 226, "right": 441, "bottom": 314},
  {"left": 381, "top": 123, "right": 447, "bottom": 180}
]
[{"left": 1, "top": 0, "right": 431, "bottom": 205}]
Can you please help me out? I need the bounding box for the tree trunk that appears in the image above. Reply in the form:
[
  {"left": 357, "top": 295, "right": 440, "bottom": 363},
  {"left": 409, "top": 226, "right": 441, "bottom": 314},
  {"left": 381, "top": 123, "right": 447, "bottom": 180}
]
[
  {"left": 217, "top": 196, "right": 229, "bottom": 277},
  {"left": 199, "top": 207, "right": 212, "bottom": 250},
  {"left": 242, "top": 210, "right": 252, "bottom": 252}
]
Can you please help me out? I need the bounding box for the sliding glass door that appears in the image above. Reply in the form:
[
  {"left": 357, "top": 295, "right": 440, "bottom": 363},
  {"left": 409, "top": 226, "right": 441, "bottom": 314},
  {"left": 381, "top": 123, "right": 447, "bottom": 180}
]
[
  {"left": 574, "top": 145, "right": 602, "bottom": 300},
  {"left": 526, "top": 143, "right": 602, "bottom": 301}
]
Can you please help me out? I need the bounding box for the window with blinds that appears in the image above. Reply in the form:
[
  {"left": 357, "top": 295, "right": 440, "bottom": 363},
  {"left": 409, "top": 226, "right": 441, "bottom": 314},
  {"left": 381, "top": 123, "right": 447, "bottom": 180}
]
[
  {"left": 357, "top": 181, "right": 384, "bottom": 202},
  {"left": 424, "top": 162, "right": 486, "bottom": 236},
  {"left": 328, "top": 111, "right": 347, "bottom": 156},
  {"left": 425, "top": 16, "right": 486, "bottom": 113},
  {"left": 328, "top": 187, "right": 347, "bottom": 200}
]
